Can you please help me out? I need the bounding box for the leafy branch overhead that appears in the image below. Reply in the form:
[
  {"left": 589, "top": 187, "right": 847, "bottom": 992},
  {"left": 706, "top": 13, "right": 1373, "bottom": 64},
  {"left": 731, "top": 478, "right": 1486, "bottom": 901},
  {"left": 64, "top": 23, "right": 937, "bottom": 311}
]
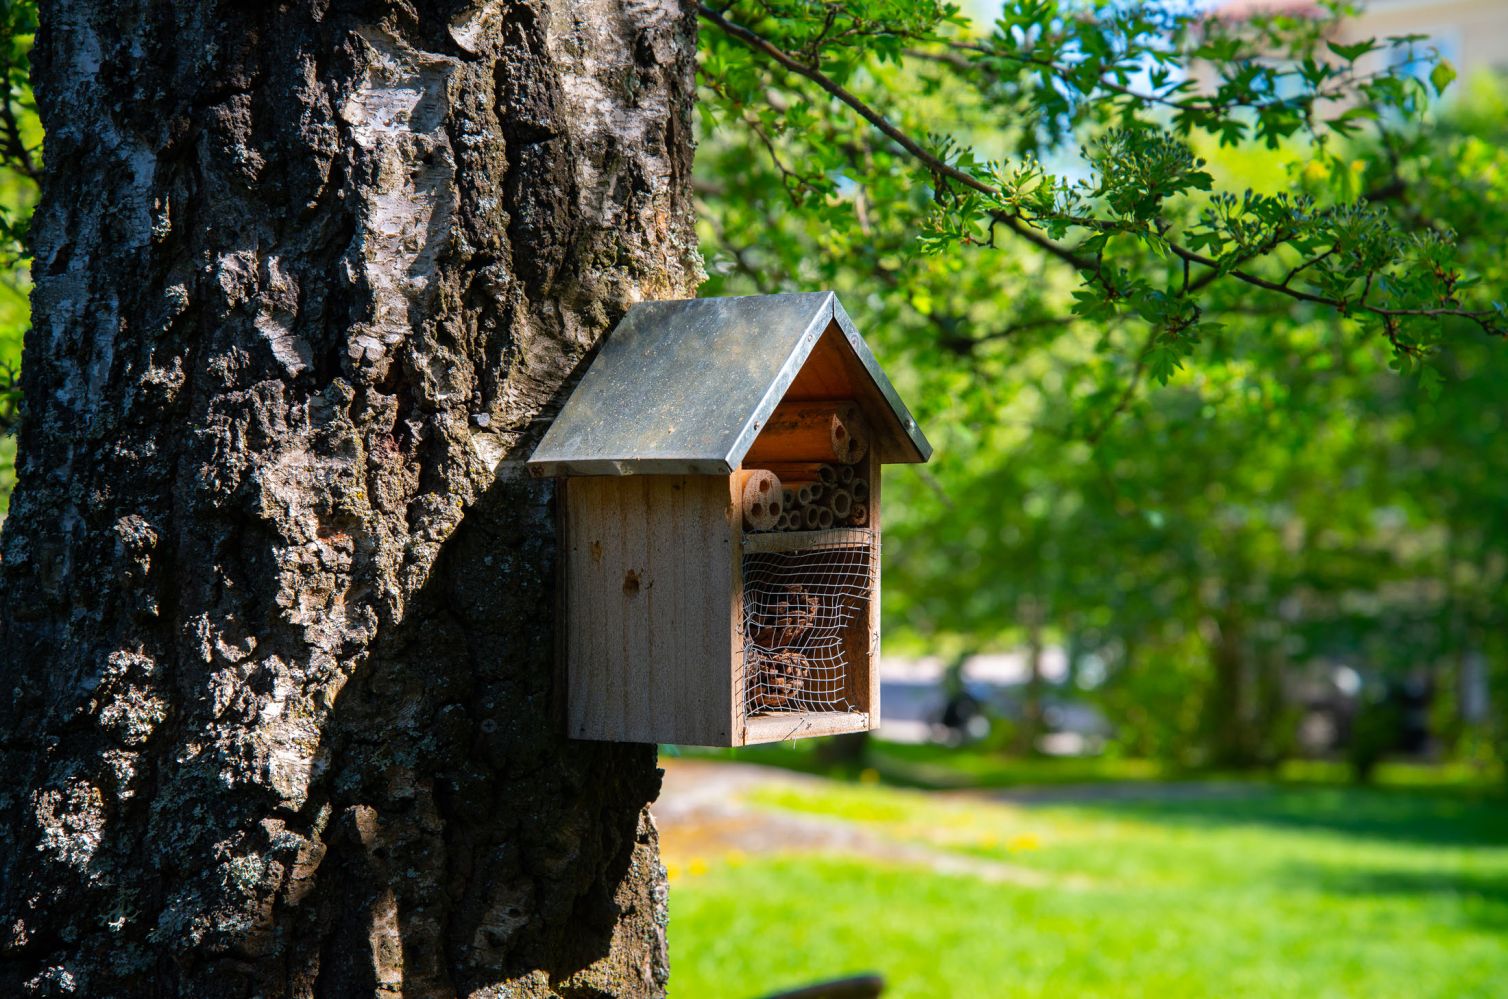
[
  {"left": 0, "top": 0, "right": 39, "bottom": 436},
  {"left": 699, "top": 0, "right": 1501, "bottom": 385}
]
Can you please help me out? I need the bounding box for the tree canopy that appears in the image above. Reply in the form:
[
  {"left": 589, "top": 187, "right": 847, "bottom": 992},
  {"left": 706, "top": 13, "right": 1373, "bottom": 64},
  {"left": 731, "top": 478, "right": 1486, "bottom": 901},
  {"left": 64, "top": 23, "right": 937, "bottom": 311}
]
[
  {"left": 692, "top": 1, "right": 1507, "bottom": 767},
  {"left": 1, "top": 0, "right": 1503, "bottom": 768},
  {"left": 0, "top": 0, "right": 36, "bottom": 508}
]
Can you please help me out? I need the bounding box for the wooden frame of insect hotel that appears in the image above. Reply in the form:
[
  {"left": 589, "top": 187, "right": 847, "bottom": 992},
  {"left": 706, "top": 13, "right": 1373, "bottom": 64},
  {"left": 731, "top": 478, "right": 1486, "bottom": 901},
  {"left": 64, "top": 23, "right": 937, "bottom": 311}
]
[{"left": 529, "top": 292, "right": 932, "bottom": 746}]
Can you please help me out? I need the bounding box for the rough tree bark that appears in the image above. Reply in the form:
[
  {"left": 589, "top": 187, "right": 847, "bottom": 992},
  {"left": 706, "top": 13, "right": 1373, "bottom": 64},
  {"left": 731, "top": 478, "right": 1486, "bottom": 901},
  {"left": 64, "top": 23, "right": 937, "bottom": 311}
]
[{"left": 0, "top": 2, "right": 700, "bottom": 995}]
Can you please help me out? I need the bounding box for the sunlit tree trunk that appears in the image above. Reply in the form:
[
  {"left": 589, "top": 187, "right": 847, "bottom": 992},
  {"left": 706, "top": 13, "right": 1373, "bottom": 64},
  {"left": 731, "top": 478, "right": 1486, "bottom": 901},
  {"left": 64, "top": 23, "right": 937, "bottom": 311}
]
[{"left": 0, "top": 2, "right": 700, "bottom": 995}]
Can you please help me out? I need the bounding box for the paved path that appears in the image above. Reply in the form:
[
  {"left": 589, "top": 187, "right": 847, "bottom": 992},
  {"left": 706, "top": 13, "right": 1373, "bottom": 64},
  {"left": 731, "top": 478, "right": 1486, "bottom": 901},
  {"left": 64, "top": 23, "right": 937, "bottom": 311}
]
[{"left": 655, "top": 759, "right": 1061, "bottom": 887}]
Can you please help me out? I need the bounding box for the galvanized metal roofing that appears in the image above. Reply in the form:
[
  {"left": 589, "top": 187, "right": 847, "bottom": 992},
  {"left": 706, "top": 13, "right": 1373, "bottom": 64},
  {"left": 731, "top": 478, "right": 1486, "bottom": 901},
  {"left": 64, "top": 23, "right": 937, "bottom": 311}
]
[{"left": 528, "top": 292, "right": 931, "bottom": 477}]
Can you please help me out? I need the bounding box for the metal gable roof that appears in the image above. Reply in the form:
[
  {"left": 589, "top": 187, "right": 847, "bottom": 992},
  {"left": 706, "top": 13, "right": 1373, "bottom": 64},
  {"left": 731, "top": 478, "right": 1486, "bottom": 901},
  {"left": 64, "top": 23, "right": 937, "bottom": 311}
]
[{"left": 527, "top": 292, "right": 931, "bottom": 477}]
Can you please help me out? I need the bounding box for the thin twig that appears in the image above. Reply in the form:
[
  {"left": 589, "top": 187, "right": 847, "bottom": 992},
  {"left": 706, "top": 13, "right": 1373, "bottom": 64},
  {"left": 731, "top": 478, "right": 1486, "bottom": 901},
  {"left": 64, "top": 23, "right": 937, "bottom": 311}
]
[
  {"left": 0, "top": 97, "right": 38, "bottom": 181},
  {"left": 1086, "top": 327, "right": 1156, "bottom": 444},
  {"left": 700, "top": 7, "right": 1502, "bottom": 336}
]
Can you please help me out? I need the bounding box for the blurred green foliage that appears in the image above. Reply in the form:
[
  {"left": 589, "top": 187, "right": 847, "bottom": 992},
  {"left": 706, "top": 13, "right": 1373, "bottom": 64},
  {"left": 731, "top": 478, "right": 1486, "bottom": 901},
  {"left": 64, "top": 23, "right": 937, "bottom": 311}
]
[
  {"left": 0, "top": 0, "right": 38, "bottom": 519},
  {"left": 696, "top": 3, "right": 1508, "bottom": 770}
]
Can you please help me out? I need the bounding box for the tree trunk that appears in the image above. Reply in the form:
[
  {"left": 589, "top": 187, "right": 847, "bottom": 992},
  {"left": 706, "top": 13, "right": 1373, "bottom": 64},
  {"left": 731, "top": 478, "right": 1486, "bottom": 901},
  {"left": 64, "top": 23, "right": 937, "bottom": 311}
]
[
  {"left": 1015, "top": 596, "right": 1044, "bottom": 756},
  {"left": 0, "top": 2, "right": 701, "bottom": 996},
  {"left": 1202, "top": 609, "right": 1260, "bottom": 769}
]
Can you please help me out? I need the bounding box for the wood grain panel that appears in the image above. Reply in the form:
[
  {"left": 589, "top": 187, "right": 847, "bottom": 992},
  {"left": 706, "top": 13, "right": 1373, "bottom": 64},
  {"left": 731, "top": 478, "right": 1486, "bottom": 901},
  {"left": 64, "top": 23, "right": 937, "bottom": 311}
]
[
  {"left": 743, "top": 711, "right": 872, "bottom": 745},
  {"left": 565, "top": 475, "right": 738, "bottom": 745}
]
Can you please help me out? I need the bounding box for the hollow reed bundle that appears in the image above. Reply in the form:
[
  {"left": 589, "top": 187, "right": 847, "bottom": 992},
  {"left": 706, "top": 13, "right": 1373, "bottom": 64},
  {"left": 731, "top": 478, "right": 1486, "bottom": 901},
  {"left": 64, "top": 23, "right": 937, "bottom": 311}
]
[
  {"left": 744, "top": 401, "right": 869, "bottom": 466},
  {"left": 741, "top": 457, "right": 877, "bottom": 533},
  {"left": 736, "top": 469, "right": 783, "bottom": 531}
]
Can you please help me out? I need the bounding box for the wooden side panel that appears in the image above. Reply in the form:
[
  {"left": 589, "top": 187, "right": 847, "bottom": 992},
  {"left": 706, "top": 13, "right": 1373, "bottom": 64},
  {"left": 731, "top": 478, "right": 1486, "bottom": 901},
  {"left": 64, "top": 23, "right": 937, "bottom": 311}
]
[
  {"left": 729, "top": 473, "right": 748, "bottom": 746},
  {"left": 565, "top": 475, "right": 739, "bottom": 745},
  {"left": 866, "top": 462, "right": 882, "bottom": 727},
  {"left": 834, "top": 456, "right": 879, "bottom": 727}
]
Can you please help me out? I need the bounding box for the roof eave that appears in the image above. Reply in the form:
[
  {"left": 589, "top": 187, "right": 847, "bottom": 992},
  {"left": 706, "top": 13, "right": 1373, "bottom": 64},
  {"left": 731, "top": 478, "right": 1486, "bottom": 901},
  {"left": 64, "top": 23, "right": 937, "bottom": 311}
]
[
  {"left": 717, "top": 292, "right": 933, "bottom": 469},
  {"left": 831, "top": 295, "right": 933, "bottom": 464},
  {"left": 718, "top": 292, "right": 839, "bottom": 472},
  {"left": 527, "top": 290, "right": 932, "bottom": 477},
  {"left": 530, "top": 455, "right": 736, "bottom": 478}
]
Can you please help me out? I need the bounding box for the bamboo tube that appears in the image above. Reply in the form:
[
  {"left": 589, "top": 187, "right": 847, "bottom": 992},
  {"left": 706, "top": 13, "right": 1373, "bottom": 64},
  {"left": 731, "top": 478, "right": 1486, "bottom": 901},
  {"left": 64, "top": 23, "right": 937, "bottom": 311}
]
[
  {"left": 781, "top": 487, "right": 797, "bottom": 513},
  {"left": 787, "top": 480, "right": 823, "bottom": 505},
  {"left": 737, "top": 469, "right": 783, "bottom": 532},
  {"left": 849, "top": 501, "right": 868, "bottom": 526},
  {"left": 851, "top": 477, "right": 869, "bottom": 502},
  {"left": 744, "top": 401, "right": 868, "bottom": 465},
  {"left": 842, "top": 415, "right": 870, "bottom": 465},
  {"left": 817, "top": 464, "right": 837, "bottom": 486},
  {"left": 828, "top": 488, "right": 852, "bottom": 520},
  {"left": 802, "top": 506, "right": 822, "bottom": 530},
  {"left": 815, "top": 506, "right": 834, "bottom": 529}
]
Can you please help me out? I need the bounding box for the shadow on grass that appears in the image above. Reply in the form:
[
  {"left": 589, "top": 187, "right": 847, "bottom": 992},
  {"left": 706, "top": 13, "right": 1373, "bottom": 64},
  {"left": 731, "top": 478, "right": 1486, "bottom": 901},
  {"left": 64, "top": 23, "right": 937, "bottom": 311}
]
[
  {"left": 1044, "top": 783, "right": 1508, "bottom": 849},
  {"left": 669, "top": 739, "right": 1508, "bottom": 849},
  {"left": 1279, "top": 863, "right": 1508, "bottom": 932},
  {"left": 670, "top": 739, "right": 1173, "bottom": 790}
]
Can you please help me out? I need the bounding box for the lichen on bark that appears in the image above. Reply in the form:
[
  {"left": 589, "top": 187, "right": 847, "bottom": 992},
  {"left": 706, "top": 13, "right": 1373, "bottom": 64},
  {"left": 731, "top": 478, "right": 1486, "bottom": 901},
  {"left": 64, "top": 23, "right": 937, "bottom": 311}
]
[{"left": 0, "top": 2, "right": 701, "bottom": 996}]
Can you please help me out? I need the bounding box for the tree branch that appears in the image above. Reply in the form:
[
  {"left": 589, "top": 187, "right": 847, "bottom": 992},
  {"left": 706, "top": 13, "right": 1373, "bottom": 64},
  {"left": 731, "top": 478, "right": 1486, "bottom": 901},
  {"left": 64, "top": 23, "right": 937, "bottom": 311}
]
[
  {"left": 1086, "top": 327, "right": 1156, "bottom": 445},
  {"left": 700, "top": 6, "right": 990, "bottom": 190},
  {"left": 701, "top": 7, "right": 1502, "bottom": 338},
  {"left": 0, "top": 96, "right": 37, "bottom": 181}
]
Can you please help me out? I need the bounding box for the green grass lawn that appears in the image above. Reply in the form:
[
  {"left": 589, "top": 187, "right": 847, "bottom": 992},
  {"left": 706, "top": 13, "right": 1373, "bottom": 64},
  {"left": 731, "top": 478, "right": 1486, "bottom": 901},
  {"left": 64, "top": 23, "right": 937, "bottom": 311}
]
[{"left": 665, "top": 754, "right": 1508, "bottom": 998}]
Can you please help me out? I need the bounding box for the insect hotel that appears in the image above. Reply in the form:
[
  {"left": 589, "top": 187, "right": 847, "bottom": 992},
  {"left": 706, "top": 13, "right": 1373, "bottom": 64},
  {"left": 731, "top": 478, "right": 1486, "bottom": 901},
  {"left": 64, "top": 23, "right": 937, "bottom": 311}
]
[{"left": 529, "top": 292, "right": 932, "bottom": 746}]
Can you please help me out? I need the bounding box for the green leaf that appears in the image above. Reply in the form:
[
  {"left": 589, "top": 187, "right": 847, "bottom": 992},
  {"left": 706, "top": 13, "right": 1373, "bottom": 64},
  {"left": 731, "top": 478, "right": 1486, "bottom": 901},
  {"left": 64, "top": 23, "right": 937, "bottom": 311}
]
[
  {"left": 1327, "top": 39, "right": 1378, "bottom": 63},
  {"left": 1418, "top": 365, "right": 1445, "bottom": 400},
  {"left": 1430, "top": 58, "right": 1457, "bottom": 96},
  {"left": 1146, "top": 345, "right": 1182, "bottom": 386}
]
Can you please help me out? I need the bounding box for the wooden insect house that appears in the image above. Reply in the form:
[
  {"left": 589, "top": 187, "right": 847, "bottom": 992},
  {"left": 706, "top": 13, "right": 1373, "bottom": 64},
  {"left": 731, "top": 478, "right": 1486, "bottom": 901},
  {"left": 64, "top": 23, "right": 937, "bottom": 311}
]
[{"left": 529, "top": 292, "right": 932, "bottom": 746}]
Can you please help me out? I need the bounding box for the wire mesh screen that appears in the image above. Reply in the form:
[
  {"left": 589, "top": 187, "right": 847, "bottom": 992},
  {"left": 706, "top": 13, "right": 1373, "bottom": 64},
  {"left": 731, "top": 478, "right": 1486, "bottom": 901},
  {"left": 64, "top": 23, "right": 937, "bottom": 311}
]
[{"left": 742, "top": 538, "right": 875, "bottom": 715}]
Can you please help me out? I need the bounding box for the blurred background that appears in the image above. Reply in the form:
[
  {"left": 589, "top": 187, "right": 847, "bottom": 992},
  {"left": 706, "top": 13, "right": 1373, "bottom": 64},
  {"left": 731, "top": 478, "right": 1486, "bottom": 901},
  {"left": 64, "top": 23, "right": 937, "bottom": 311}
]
[
  {"left": 2, "top": 1, "right": 1506, "bottom": 997},
  {"left": 666, "top": 0, "right": 1508, "bottom": 995}
]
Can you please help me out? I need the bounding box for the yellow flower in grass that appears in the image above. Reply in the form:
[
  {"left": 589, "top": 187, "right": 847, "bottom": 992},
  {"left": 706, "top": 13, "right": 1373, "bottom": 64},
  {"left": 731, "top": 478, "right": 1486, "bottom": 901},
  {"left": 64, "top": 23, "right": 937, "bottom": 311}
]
[{"left": 1006, "top": 833, "right": 1041, "bottom": 852}]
